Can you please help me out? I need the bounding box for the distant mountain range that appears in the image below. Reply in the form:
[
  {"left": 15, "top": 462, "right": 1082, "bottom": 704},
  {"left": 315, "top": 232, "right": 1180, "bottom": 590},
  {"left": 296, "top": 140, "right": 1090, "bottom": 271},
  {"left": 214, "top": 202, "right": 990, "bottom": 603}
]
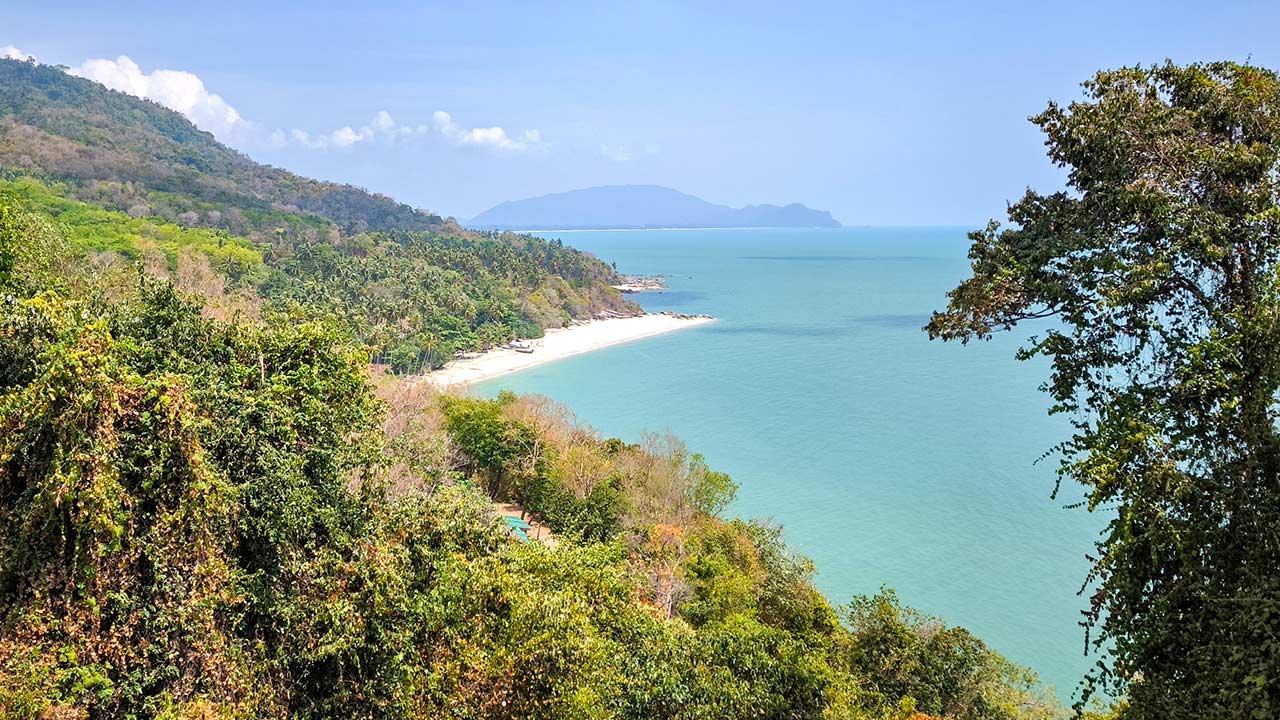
[{"left": 468, "top": 185, "right": 841, "bottom": 230}]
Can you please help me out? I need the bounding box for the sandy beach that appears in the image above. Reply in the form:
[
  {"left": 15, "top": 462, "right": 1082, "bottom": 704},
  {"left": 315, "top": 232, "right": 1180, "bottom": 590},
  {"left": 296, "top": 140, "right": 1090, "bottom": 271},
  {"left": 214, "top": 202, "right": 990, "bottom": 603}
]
[{"left": 427, "top": 312, "right": 714, "bottom": 387}]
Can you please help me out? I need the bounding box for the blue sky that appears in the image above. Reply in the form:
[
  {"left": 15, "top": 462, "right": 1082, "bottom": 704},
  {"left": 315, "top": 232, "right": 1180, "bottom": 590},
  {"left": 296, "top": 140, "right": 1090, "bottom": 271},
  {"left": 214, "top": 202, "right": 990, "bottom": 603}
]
[{"left": 5, "top": 1, "right": 1278, "bottom": 224}]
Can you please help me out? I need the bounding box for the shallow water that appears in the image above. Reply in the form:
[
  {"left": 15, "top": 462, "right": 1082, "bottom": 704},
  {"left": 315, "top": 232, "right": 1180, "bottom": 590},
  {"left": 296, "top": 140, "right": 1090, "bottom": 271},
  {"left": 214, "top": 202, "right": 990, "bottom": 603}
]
[{"left": 475, "top": 227, "right": 1101, "bottom": 698}]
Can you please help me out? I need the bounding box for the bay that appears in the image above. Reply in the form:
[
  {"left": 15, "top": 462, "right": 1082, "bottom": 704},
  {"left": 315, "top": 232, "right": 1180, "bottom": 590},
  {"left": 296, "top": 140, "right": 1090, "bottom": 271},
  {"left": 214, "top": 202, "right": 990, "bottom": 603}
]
[{"left": 475, "top": 227, "right": 1100, "bottom": 699}]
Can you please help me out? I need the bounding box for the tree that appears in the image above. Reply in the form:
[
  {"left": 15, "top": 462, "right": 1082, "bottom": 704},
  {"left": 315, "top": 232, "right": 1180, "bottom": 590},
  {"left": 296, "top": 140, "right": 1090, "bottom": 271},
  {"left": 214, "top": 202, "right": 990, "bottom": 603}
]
[
  {"left": 688, "top": 453, "right": 738, "bottom": 518},
  {"left": 927, "top": 62, "right": 1280, "bottom": 719},
  {"left": 843, "top": 590, "right": 1056, "bottom": 720},
  {"left": 0, "top": 295, "right": 245, "bottom": 717},
  {"left": 441, "top": 393, "right": 538, "bottom": 498},
  {"left": 0, "top": 199, "right": 15, "bottom": 286},
  {"left": 0, "top": 194, "right": 70, "bottom": 295}
]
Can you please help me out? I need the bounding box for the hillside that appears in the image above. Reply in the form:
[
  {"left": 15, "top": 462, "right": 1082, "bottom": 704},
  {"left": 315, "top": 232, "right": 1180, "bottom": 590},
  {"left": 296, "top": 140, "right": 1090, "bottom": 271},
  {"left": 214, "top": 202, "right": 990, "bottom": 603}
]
[
  {"left": 0, "top": 58, "right": 442, "bottom": 236},
  {"left": 469, "top": 184, "right": 843, "bottom": 229},
  {"left": 0, "top": 58, "right": 636, "bottom": 368},
  {"left": 0, "top": 190, "right": 1065, "bottom": 720}
]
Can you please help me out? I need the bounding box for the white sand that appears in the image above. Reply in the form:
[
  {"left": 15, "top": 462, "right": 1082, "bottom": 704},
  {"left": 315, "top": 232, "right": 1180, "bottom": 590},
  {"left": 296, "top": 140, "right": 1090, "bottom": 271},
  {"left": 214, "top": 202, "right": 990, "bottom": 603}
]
[
  {"left": 427, "top": 313, "right": 714, "bottom": 387},
  {"left": 610, "top": 283, "right": 654, "bottom": 292}
]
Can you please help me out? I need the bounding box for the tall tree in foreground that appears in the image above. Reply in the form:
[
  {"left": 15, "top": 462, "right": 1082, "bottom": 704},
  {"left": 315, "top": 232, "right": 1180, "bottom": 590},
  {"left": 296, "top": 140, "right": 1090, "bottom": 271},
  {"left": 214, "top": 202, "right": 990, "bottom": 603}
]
[{"left": 928, "top": 62, "right": 1280, "bottom": 719}]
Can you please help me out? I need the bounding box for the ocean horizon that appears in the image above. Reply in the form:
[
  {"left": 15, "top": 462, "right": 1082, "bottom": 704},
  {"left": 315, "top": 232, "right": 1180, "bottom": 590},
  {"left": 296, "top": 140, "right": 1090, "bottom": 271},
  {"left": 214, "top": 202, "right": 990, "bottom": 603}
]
[
  {"left": 487, "top": 224, "right": 979, "bottom": 233},
  {"left": 475, "top": 226, "right": 1102, "bottom": 700}
]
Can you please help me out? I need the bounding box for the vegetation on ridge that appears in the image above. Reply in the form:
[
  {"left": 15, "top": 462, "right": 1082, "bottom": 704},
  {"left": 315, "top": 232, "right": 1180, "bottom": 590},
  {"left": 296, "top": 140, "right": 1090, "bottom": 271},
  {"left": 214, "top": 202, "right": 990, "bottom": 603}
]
[{"left": 0, "top": 194, "right": 1066, "bottom": 719}]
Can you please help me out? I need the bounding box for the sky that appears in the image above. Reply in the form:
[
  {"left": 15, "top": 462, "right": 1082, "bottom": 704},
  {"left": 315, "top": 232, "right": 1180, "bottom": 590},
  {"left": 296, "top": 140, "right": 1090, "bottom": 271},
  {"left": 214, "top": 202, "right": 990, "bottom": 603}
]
[{"left": 5, "top": 0, "right": 1278, "bottom": 225}]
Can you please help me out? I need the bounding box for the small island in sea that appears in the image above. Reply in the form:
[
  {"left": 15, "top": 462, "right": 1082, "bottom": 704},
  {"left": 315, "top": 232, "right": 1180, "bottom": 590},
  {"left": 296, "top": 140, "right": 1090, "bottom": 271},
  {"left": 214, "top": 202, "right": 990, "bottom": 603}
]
[
  {"left": 467, "top": 184, "right": 842, "bottom": 230},
  {"left": 612, "top": 274, "right": 668, "bottom": 293}
]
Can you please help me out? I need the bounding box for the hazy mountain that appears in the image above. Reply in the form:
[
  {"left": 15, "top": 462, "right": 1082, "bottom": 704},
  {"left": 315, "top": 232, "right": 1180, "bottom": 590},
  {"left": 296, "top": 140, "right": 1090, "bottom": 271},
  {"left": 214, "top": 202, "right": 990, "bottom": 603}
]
[{"left": 468, "top": 185, "right": 841, "bottom": 229}]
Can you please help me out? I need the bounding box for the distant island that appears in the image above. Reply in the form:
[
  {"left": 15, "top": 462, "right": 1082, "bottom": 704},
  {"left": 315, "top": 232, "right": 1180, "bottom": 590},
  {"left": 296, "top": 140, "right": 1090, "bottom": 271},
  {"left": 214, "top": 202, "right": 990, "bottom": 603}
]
[{"left": 468, "top": 184, "right": 841, "bottom": 230}]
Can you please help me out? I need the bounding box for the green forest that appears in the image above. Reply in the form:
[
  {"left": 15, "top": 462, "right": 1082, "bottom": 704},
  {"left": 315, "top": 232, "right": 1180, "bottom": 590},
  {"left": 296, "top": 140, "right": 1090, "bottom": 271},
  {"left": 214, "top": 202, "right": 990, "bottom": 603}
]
[
  {"left": 0, "top": 191, "right": 1063, "bottom": 719},
  {"left": 1, "top": 52, "right": 1278, "bottom": 720}
]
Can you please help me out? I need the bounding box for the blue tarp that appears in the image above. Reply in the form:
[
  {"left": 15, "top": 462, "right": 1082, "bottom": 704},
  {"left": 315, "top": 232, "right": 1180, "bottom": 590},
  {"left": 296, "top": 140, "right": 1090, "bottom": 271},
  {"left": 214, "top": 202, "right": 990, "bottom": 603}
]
[
  {"left": 503, "top": 515, "right": 533, "bottom": 542},
  {"left": 503, "top": 516, "right": 533, "bottom": 530}
]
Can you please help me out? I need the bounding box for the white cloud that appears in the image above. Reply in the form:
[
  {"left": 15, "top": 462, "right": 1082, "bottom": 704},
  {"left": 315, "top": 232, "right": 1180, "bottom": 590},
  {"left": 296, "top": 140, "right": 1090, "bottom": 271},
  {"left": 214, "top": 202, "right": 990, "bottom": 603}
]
[
  {"left": 70, "top": 55, "right": 251, "bottom": 142},
  {"left": 330, "top": 126, "right": 368, "bottom": 147},
  {"left": 599, "top": 142, "right": 658, "bottom": 162},
  {"left": 433, "top": 111, "right": 544, "bottom": 152},
  {"left": 598, "top": 143, "right": 633, "bottom": 162},
  {"left": 292, "top": 109, "right": 544, "bottom": 153},
  {"left": 2, "top": 45, "right": 34, "bottom": 61},
  {"left": 285, "top": 110, "right": 431, "bottom": 150},
  {"left": 371, "top": 110, "right": 395, "bottom": 132},
  {"left": 55, "top": 52, "right": 540, "bottom": 157},
  {"left": 289, "top": 128, "right": 326, "bottom": 149}
]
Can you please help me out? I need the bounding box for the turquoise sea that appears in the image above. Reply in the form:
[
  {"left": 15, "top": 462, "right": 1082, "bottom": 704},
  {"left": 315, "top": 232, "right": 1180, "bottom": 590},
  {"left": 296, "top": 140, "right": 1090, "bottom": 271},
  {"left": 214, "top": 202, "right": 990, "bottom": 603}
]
[{"left": 475, "top": 227, "right": 1101, "bottom": 699}]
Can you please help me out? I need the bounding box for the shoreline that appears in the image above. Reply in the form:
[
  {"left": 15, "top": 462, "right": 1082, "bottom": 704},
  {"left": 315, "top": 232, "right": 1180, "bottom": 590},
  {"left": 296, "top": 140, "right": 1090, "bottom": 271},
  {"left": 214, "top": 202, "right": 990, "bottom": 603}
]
[{"left": 426, "top": 312, "right": 714, "bottom": 387}]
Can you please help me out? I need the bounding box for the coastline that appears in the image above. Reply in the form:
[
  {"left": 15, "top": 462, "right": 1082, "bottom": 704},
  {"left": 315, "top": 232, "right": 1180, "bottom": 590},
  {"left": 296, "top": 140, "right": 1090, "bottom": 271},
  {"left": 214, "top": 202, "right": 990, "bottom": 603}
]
[
  {"left": 611, "top": 274, "right": 666, "bottom": 293},
  {"left": 426, "top": 312, "right": 714, "bottom": 387}
]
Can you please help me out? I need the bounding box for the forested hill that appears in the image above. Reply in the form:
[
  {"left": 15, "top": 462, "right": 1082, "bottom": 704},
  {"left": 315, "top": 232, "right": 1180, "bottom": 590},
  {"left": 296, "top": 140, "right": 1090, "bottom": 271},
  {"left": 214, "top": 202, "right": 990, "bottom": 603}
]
[
  {"left": 0, "top": 170, "right": 1068, "bottom": 720},
  {"left": 0, "top": 58, "right": 636, "bottom": 368},
  {"left": 0, "top": 57, "right": 442, "bottom": 235}
]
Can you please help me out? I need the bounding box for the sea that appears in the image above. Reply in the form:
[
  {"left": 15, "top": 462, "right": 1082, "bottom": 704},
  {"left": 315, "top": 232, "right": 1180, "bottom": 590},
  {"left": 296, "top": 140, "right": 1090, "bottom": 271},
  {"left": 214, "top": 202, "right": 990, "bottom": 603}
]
[{"left": 474, "top": 227, "right": 1101, "bottom": 699}]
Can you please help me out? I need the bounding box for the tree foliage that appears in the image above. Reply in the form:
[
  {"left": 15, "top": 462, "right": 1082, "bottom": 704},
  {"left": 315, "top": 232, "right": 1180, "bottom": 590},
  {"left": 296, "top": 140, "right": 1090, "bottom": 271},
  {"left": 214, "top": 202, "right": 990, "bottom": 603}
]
[
  {"left": 0, "top": 193, "right": 1062, "bottom": 719},
  {"left": 0, "top": 175, "right": 635, "bottom": 366},
  {"left": 844, "top": 591, "right": 1059, "bottom": 720},
  {"left": 928, "top": 61, "right": 1280, "bottom": 718}
]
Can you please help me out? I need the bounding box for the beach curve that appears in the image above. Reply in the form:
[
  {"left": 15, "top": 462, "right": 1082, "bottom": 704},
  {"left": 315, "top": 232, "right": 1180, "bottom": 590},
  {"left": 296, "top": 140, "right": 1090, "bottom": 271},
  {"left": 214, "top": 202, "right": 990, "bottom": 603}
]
[{"left": 426, "top": 312, "right": 714, "bottom": 387}]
